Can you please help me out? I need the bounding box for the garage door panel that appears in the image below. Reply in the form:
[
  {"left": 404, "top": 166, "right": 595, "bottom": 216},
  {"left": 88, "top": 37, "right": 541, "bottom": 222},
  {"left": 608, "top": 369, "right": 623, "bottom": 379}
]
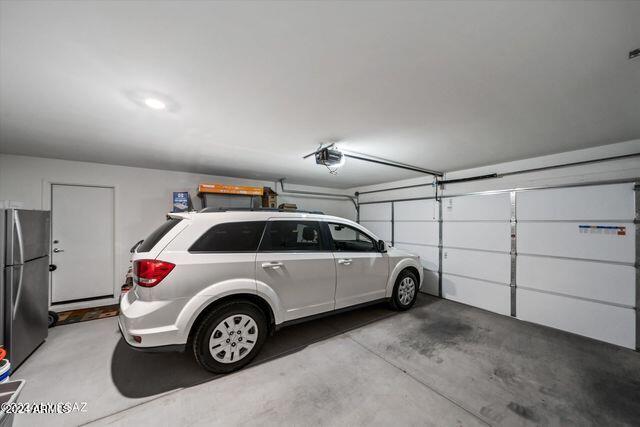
[
  {"left": 442, "top": 274, "right": 510, "bottom": 315},
  {"left": 395, "top": 221, "right": 439, "bottom": 246},
  {"left": 517, "top": 184, "right": 635, "bottom": 221},
  {"left": 517, "top": 222, "right": 635, "bottom": 263},
  {"left": 359, "top": 203, "right": 391, "bottom": 221},
  {"left": 443, "top": 193, "right": 511, "bottom": 221},
  {"left": 517, "top": 255, "right": 635, "bottom": 306},
  {"left": 394, "top": 243, "right": 439, "bottom": 271},
  {"left": 395, "top": 199, "right": 439, "bottom": 221},
  {"left": 443, "top": 222, "right": 511, "bottom": 252},
  {"left": 442, "top": 248, "right": 510, "bottom": 284},
  {"left": 360, "top": 221, "right": 392, "bottom": 242},
  {"left": 517, "top": 289, "right": 635, "bottom": 349},
  {"left": 421, "top": 269, "right": 439, "bottom": 296}
]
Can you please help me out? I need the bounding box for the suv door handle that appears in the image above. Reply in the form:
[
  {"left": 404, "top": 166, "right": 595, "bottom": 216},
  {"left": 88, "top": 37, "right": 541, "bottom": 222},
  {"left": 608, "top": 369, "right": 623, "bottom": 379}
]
[
  {"left": 262, "top": 262, "right": 283, "bottom": 269},
  {"left": 53, "top": 248, "right": 64, "bottom": 253},
  {"left": 338, "top": 258, "right": 352, "bottom": 265}
]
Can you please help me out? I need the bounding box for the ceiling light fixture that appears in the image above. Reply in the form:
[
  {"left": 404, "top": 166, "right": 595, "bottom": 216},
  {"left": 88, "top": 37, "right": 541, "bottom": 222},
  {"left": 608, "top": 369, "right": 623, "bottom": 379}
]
[
  {"left": 124, "top": 89, "right": 178, "bottom": 112},
  {"left": 144, "top": 98, "right": 167, "bottom": 110}
]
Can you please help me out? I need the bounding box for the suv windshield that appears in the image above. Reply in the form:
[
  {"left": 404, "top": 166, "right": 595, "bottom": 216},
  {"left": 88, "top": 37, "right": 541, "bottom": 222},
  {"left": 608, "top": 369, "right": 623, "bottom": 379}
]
[{"left": 137, "top": 218, "right": 182, "bottom": 252}]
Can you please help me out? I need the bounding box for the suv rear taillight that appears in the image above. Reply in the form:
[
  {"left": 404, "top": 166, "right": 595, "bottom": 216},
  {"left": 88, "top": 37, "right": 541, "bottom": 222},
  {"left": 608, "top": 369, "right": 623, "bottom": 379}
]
[{"left": 133, "top": 260, "right": 175, "bottom": 287}]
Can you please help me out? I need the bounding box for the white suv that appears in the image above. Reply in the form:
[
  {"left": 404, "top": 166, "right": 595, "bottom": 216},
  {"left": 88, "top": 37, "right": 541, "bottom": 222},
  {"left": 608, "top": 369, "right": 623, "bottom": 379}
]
[{"left": 119, "top": 209, "right": 422, "bottom": 373}]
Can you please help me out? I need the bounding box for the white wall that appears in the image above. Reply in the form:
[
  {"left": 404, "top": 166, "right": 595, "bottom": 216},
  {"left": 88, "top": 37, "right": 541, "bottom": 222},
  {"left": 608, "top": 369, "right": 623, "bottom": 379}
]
[{"left": 0, "top": 154, "right": 356, "bottom": 308}]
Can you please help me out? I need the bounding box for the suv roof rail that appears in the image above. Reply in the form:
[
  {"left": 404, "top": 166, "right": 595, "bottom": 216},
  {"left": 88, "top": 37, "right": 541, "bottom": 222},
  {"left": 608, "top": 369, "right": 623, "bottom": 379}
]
[{"left": 199, "top": 207, "right": 326, "bottom": 215}]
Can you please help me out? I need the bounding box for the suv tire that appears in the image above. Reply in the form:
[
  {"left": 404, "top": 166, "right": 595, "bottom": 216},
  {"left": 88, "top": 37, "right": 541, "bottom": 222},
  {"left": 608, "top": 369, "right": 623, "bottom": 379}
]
[
  {"left": 390, "top": 269, "right": 418, "bottom": 311},
  {"left": 193, "top": 301, "right": 267, "bottom": 374}
]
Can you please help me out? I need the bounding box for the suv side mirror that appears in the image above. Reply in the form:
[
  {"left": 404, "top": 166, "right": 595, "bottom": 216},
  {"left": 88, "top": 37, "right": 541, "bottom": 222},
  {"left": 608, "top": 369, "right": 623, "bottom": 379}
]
[{"left": 377, "top": 240, "right": 387, "bottom": 253}]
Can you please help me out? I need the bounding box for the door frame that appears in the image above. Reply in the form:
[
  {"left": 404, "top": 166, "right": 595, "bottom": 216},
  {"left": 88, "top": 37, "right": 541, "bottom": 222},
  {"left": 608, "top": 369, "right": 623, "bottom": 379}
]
[{"left": 43, "top": 180, "right": 118, "bottom": 311}]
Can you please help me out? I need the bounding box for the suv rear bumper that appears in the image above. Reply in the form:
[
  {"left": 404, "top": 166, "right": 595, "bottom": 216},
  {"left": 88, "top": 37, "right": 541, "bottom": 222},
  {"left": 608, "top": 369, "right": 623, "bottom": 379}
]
[
  {"left": 118, "top": 289, "right": 188, "bottom": 350},
  {"left": 117, "top": 318, "right": 186, "bottom": 352}
]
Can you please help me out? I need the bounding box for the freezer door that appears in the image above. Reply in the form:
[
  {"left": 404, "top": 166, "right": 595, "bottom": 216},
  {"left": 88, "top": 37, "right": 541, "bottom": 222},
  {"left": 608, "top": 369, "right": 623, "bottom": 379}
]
[
  {"left": 5, "top": 257, "right": 49, "bottom": 370},
  {"left": 5, "top": 210, "right": 50, "bottom": 265}
]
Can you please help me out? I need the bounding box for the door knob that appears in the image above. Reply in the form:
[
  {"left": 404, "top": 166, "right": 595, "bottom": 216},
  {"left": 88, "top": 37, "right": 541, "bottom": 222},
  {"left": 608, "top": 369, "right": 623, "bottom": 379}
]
[
  {"left": 261, "top": 262, "right": 283, "bottom": 269},
  {"left": 53, "top": 248, "right": 64, "bottom": 253}
]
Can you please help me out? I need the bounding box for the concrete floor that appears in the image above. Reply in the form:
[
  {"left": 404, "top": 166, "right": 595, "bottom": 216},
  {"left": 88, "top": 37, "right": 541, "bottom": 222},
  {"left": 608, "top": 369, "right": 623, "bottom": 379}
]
[{"left": 11, "top": 295, "right": 640, "bottom": 426}]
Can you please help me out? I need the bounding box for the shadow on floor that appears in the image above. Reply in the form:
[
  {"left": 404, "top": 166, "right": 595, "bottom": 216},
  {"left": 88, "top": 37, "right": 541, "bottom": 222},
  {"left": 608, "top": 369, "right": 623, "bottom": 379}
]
[{"left": 111, "top": 296, "right": 437, "bottom": 398}]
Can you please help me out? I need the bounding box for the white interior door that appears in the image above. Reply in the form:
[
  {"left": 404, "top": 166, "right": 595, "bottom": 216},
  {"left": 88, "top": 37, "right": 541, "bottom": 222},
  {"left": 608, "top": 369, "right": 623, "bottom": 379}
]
[{"left": 51, "top": 184, "right": 115, "bottom": 304}]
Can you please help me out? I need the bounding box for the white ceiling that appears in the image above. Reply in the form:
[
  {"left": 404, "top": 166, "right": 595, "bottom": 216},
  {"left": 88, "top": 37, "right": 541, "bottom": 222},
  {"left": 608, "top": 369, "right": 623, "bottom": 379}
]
[{"left": 1, "top": 1, "right": 639, "bottom": 188}]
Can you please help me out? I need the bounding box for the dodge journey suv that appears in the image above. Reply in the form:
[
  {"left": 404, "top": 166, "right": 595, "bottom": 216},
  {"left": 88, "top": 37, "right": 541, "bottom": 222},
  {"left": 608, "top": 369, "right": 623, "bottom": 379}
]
[{"left": 119, "top": 209, "right": 422, "bottom": 373}]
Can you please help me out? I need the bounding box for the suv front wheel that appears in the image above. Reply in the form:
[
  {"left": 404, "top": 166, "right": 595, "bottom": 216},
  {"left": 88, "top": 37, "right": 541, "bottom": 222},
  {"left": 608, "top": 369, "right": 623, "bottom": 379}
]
[
  {"left": 193, "top": 301, "right": 267, "bottom": 373},
  {"left": 390, "top": 269, "right": 418, "bottom": 311}
]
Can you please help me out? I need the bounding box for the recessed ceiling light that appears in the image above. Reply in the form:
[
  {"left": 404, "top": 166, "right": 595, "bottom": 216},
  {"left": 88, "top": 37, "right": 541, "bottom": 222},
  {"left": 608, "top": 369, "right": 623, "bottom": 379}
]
[
  {"left": 124, "top": 90, "right": 178, "bottom": 112},
  {"left": 144, "top": 98, "right": 166, "bottom": 110}
]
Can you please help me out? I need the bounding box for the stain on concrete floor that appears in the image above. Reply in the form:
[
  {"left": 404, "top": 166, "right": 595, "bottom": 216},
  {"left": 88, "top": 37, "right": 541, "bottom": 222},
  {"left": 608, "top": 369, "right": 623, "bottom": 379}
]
[{"left": 347, "top": 295, "right": 640, "bottom": 426}]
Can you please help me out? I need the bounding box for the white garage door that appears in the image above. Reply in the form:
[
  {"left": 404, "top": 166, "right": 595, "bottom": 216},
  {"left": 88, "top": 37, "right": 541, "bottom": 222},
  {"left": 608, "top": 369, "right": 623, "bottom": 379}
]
[
  {"left": 359, "top": 203, "right": 392, "bottom": 242},
  {"left": 516, "top": 183, "right": 636, "bottom": 349},
  {"left": 393, "top": 199, "right": 440, "bottom": 295},
  {"left": 441, "top": 193, "right": 512, "bottom": 315}
]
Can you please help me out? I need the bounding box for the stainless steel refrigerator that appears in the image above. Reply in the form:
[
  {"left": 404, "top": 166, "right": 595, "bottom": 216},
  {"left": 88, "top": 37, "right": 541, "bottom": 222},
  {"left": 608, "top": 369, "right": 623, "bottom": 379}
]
[{"left": 1, "top": 209, "right": 50, "bottom": 370}]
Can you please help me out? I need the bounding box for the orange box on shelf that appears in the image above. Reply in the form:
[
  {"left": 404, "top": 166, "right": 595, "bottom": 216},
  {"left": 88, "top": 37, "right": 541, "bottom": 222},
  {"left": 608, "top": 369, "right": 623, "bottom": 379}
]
[{"left": 198, "top": 183, "right": 264, "bottom": 196}]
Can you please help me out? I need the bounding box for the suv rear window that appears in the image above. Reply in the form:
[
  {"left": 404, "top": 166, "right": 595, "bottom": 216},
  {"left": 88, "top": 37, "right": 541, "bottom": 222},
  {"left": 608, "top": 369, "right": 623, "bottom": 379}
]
[
  {"left": 190, "top": 221, "right": 266, "bottom": 252},
  {"left": 137, "top": 218, "right": 182, "bottom": 252}
]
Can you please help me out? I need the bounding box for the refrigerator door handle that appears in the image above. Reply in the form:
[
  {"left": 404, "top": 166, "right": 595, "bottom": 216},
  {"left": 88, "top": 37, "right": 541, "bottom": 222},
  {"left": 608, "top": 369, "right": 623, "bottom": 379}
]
[
  {"left": 13, "top": 265, "right": 24, "bottom": 318},
  {"left": 14, "top": 210, "right": 24, "bottom": 265}
]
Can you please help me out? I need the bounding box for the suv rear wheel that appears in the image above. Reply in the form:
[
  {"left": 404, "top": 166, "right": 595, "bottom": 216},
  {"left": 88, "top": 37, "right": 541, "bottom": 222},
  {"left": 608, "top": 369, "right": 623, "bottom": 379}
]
[
  {"left": 390, "top": 269, "right": 418, "bottom": 311},
  {"left": 193, "top": 301, "right": 267, "bottom": 373}
]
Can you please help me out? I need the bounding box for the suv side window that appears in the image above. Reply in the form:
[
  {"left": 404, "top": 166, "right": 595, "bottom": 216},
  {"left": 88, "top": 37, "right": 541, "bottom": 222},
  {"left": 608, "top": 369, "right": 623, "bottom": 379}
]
[
  {"left": 189, "top": 221, "right": 266, "bottom": 252},
  {"left": 138, "top": 218, "right": 183, "bottom": 252},
  {"left": 328, "top": 223, "right": 377, "bottom": 252},
  {"left": 259, "top": 220, "right": 324, "bottom": 251}
]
